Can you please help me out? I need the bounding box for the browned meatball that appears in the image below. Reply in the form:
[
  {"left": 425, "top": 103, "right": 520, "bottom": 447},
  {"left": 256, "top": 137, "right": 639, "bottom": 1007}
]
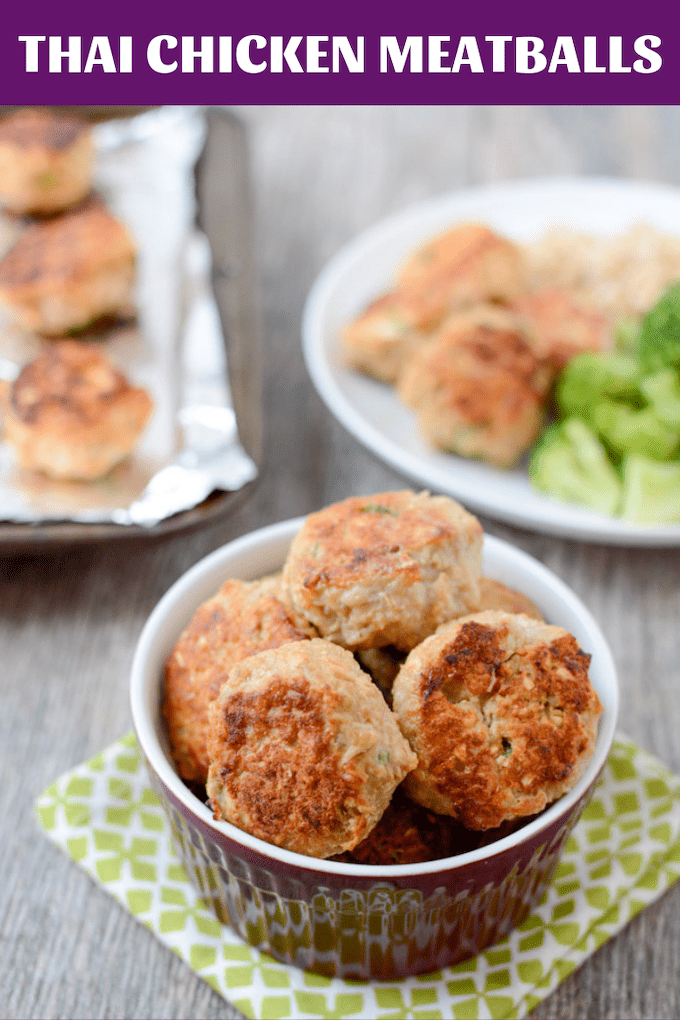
[
  {"left": 0, "top": 107, "right": 94, "bottom": 215},
  {"left": 397, "top": 222, "right": 525, "bottom": 327},
  {"left": 477, "top": 577, "right": 544, "bottom": 620},
  {"left": 164, "top": 575, "right": 312, "bottom": 785},
  {"left": 282, "top": 491, "right": 483, "bottom": 652},
  {"left": 0, "top": 199, "right": 136, "bottom": 335},
  {"left": 2, "top": 340, "right": 152, "bottom": 480},
  {"left": 206, "top": 639, "right": 417, "bottom": 858},
  {"left": 398, "top": 307, "right": 549, "bottom": 468},
  {"left": 392, "top": 610, "right": 603, "bottom": 830},
  {"left": 510, "top": 289, "right": 610, "bottom": 374},
  {"left": 333, "top": 786, "right": 456, "bottom": 865},
  {"left": 342, "top": 290, "right": 428, "bottom": 384}
]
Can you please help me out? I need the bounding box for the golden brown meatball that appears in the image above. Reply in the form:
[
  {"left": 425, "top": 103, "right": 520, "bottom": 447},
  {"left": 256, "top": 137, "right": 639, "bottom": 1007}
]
[
  {"left": 392, "top": 610, "right": 603, "bottom": 830},
  {"left": 1, "top": 340, "right": 152, "bottom": 480},
  {"left": 282, "top": 491, "right": 483, "bottom": 652},
  {"left": 332, "top": 786, "right": 457, "bottom": 865},
  {"left": 510, "top": 289, "right": 610, "bottom": 374},
  {"left": 397, "top": 222, "right": 525, "bottom": 327},
  {"left": 206, "top": 639, "right": 417, "bottom": 858},
  {"left": 398, "top": 307, "right": 548, "bottom": 468},
  {"left": 334, "top": 786, "right": 526, "bottom": 865},
  {"left": 164, "top": 575, "right": 312, "bottom": 785},
  {"left": 342, "top": 290, "right": 428, "bottom": 384},
  {"left": 0, "top": 199, "right": 136, "bottom": 336},
  {"left": 477, "top": 577, "right": 544, "bottom": 620},
  {"left": 342, "top": 224, "right": 526, "bottom": 385},
  {"left": 0, "top": 108, "right": 94, "bottom": 215}
]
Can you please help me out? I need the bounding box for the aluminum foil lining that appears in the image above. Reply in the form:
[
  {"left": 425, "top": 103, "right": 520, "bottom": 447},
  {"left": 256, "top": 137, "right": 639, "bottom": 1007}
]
[{"left": 0, "top": 106, "right": 257, "bottom": 527}]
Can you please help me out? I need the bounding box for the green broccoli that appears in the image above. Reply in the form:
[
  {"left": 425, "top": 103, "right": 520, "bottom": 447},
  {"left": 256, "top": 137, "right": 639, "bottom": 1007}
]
[
  {"left": 614, "top": 315, "right": 641, "bottom": 354},
  {"left": 592, "top": 401, "right": 679, "bottom": 462},
  {"left": 529, "top": 418, "right": 622, "bottom": 516},
  {"left": 620, "top": 455, "right": 680, "bottom": 524},
  {"left": 640, "top": 369, "right": 680, "bottom": 430},
  {"left": 555, "top": 352, "right": 641, "bottom": 426},
  {"left": 637, "top": 281, "right": 680, "bottom": 373}
]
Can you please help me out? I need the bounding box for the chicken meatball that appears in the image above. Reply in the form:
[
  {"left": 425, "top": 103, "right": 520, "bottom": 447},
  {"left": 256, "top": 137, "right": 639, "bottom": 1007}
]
[
  {"left": 206, "top": 639, "right": 417, "bottom": 858},
  {"left": 342, "top": 290, "right": 428, "bottom": 384},
  {"left": 164, "top": 575, "right": 312, "bottom": 785},
  {"left": 392, "top": 610, "right": 603, "bottom": 830},
  {"left": 332, "top": 786, "right": 457, "bottom": 865},
  {"left": 398, "top": 307, "right": 548, "bottom": 468},
  {"left": 2, "top": 340, "right": 152, "bottom": 480},
  {"left": 397, "top": 222, "right": 525, "bottom": 327},
  {"left": 282, "top": 490, "right": 483, "bottom": 652},
  {"left": 510, "top": 289, "right": 610, "bottom": 374},
  {"left": 334, "top": 785, "right": 521, "bottom": 865},
  {"left": 0, "top": 107, "right": 94, "bottom": 216},
  {"left": 477, "top": 577, "right": 544, "bottom": 620},
  {"left": 0, "top": 198, "right": 136, "bottom": 336}
]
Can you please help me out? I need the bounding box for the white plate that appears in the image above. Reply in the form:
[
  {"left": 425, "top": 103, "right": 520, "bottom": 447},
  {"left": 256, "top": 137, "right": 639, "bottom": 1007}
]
[{"left": 302, "top": 176, "right": 680, "bottom": 546}]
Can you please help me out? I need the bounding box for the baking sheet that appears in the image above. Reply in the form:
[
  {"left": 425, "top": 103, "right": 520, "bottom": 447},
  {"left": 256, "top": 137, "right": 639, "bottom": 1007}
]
[{"left": 0, "top": 106, "right": 257, "bottom": 527}]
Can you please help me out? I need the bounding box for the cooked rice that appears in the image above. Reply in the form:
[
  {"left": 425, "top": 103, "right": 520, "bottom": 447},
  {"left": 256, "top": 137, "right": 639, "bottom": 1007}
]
[{"left": 523, "top": 223, "right": 680, "bottom": 324}]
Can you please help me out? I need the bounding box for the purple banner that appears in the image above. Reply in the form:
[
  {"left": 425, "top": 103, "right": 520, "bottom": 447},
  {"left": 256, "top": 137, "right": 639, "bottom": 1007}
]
[{"left": 1, "top": 0, "right": 678, "bottom": 105}]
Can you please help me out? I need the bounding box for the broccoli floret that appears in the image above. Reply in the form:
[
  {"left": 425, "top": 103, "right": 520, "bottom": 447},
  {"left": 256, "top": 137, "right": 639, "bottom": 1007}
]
[
  {"left": 555, "top": 352, "right": 641, "bottom": 426},
  {"left": 640, "top": 369, "right": 680, "bottom": 430},
  {"left": 530, "top": 418, "right": 622, "bottom": 516},
  {"left": 614, "top": 315, "right": 641, "bottom": 354},
  {"left": 620, "top": 455, "right": 680, "bottom": 523},
  {"left": 637, "top": 281, "right": 680, "bottom": 373},
  {"left": 592, "top": 401, "right": 679, "bottom": 462}
]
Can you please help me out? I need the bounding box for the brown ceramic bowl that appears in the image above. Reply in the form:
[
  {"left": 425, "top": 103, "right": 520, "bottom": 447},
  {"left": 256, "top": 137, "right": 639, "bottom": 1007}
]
[{"left": 130, "top": 517, "right": 618, "bottom": 980}]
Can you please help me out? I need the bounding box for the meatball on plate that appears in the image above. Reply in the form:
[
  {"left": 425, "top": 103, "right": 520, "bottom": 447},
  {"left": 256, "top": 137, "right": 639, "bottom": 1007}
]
[{"left": 302, "top": 177, "right": 680, "bottom": 545}]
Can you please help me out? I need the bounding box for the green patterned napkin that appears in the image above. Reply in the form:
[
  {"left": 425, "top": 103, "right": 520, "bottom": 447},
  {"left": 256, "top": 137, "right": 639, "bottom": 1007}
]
[{"left": 36, "top": 733, "right": 680, "bottom": 1020}]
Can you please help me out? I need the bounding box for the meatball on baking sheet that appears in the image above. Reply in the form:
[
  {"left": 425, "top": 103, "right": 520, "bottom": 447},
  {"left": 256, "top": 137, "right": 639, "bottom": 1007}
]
[{"left": 0, "top": 107, "right": 256, "bottom": 529}]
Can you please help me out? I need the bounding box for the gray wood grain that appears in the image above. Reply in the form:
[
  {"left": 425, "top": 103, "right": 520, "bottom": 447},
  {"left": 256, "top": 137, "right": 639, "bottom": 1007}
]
[{"left": 2, "top": 105, "right": 680, "bottom": 1020}]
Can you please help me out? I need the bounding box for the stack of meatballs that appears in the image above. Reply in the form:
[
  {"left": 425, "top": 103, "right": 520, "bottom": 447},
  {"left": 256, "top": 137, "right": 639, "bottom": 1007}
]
[
  {"left": 343, "top": 223, "right": 610, "bottom": 468},
  {"left": 0, "top": 108, "right": 152, "bottom": 481},
  {"left": 164, "top": 490, "right": 603, "bottom": 865}
]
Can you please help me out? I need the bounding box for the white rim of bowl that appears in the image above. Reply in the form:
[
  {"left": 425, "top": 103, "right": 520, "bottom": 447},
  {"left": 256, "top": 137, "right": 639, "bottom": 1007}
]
[{"left": 131, "top": 517, "right": 619, "bottom": 879}]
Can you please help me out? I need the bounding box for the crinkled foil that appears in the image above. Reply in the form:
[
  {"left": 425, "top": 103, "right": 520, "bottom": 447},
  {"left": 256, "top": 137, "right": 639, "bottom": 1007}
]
[{"left": 0, "top": 106, "right": 257, "bottom": 526}]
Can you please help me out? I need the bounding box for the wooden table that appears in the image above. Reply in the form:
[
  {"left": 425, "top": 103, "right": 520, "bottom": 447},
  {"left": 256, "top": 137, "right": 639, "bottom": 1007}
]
[{"left": 2, "top": 106, "right": 679, "bottom": 1020}]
